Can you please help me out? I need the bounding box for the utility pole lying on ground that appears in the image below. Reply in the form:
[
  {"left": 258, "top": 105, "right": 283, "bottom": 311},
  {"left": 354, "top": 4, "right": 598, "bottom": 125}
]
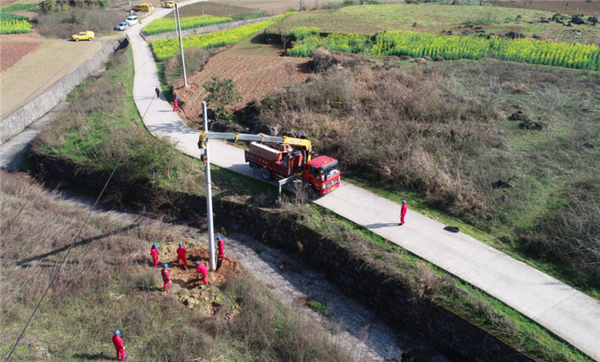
[
  {"left": 202, "top": 102, "right": 216, "bottom": 271},
  {"left": 175, "top": 3, "right": 188, "bottom": 87}
]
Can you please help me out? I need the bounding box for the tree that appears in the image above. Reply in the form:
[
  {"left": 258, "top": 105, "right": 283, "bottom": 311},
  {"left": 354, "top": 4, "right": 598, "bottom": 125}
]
[
  {"left": 38, "top": 0, "right": 54, "bottom": 14},
  {"left": 202, "top": 77, "right": 242, "bottom": 120}
]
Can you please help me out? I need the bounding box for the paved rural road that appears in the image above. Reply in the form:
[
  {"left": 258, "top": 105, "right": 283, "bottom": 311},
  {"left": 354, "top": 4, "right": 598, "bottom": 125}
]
[{"left": 129, "top": 4, "right": 600, "bottom": 361}]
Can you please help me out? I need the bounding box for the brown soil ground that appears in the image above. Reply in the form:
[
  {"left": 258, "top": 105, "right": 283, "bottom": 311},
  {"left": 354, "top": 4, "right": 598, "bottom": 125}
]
[
  {"left": 492, "top": 0, "right": 600, "bottom": 16},
  {"left": 0, "top": 41, "right": 43, "bottom": 72},
  {"left": 175, "top": 35, "right": 311, "bottom": 126},
  {"left": 154, "top": 243, "right": 243, "bottom": 315},
  {"left": 0, "top": 41, "right": 102, "bottom": 117}
]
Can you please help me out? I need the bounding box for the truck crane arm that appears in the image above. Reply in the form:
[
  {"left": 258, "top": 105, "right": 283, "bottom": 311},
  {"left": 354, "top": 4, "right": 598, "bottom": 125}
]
[{"left": 198, "top": 131, "right": 312, "bottom": 158}]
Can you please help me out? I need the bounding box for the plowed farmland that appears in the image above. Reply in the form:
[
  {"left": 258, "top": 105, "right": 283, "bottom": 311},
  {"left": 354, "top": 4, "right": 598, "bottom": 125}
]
[
  {"left": 492, "top": 0, "right": 600, "bottom": 15},
  {"left": 0, "top": 41, "right": 42, "bottom": 72},
  {"left": 0, "top": 41, "right": 102, "bottom": 117},
  {"left": 175, "top": 40, "right": 311, "bottom": 126}
]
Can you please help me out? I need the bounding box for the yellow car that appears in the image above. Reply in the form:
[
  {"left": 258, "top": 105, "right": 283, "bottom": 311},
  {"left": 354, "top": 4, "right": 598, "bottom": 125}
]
[
  {"left": 164, "top": 1, "right": 175, "bottom": 8},
  {"left": 72, "top": 31, "right": 95, "bottom": 42}
]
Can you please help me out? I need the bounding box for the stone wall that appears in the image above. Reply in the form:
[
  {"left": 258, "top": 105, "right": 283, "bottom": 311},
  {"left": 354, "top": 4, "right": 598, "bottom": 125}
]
[
  {"left": 31, "top": 152, "right": 534, "bottom": 362},
  {"left": 0, "top": 38, "right": 128, "bottom": 145},
  {"left": 144, "top": 17, "right": 272, "bottom": 41}
]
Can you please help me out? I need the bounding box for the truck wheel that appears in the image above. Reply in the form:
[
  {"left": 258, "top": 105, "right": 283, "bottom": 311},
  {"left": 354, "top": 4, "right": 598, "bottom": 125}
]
[
  {"left": 75, "top": 38, "right": 79, "bottom": 42},
  {"left": 89, "top": 37, "right": 93, "bottom": 41},
  {"left": 306, "top": 185, "right": 318, "bottom": 199},
  {"left": 260, "top": 168, "right": 271, "bottom": 181}
]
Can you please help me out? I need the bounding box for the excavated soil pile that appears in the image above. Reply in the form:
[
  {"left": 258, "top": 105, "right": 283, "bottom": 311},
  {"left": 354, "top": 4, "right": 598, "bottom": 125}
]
[{"left": 154, "top": 243, "right": 243, "bottom": 315}]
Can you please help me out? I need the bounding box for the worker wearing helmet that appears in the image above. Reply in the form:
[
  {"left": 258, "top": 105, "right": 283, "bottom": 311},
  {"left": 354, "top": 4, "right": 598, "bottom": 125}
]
[
  {"left": 216, "top": 236, "right": 226, "bottom": 261},
  {"left": 195, "top": 261, "right": 208, "bottom": 285},
  {"left": 161, "top": 264, "right": 172, "bottom": 291},
  {"left": 400, "top": 200, "right": 408, "bottom": 226},
  {"left": 112, "top": 330, "right": 125, "bottom": 360},
  {"left": 150, "top": 243, "right": 159, "bottom": 268},
  {"left": 176, "top": 242, "right": 188, "bottom": 269}
]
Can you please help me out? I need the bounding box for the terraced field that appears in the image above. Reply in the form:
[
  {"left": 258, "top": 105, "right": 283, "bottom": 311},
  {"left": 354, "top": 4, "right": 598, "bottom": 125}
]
[{"left": 0, "top": 41, "right": 102, "bottom": 117}]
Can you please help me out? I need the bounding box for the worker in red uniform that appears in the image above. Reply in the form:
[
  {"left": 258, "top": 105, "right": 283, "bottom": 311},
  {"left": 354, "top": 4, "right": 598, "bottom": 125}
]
[
  {"left": 216, "top": 236, "right": 226, "bottom": 261},
  {"left": 195, "top": 261, "right": 208, "bottom": 285},
  {"left": 173, "top": 96, "right": 180, "bottom": 111},
  {"left": 150, "top": 243, "right": 159, "bottom": 268},
  {"left": 176, "top": 242, "right": 188, "bottom": 269},
  {"left": 112, "top": 330, "right": 125, "bottom": 361},
  {"left": 161, "top": 264, "right": 172, "bottom": 291},
  {"left": 400, "top": 200, "right": 408, "bottom": 226}
]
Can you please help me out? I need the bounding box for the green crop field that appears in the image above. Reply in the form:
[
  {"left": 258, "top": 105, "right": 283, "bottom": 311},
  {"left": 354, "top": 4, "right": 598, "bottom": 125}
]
[
  {"left": 0, "top": 19, "right": 32, "bottom": 34},
  {"left": 144, "top": 15, "right": 232, "bottom": 35},
  {"left": 150, "top": 12, "right": 295, "bottom": 60}
]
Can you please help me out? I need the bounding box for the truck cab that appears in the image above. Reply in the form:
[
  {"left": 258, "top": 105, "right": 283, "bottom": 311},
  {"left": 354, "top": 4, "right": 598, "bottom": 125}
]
[{"left": 303, "top": 156, "right": 341, "bottom": 195}]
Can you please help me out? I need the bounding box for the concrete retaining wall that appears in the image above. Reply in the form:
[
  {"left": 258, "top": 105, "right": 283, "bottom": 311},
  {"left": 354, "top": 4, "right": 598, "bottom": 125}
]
[
  {"left": 145, "top": 16, "right": 272, "bottom": 41},
  {"left": 0, "top": 38, "right": 128, "bottom": 145}
]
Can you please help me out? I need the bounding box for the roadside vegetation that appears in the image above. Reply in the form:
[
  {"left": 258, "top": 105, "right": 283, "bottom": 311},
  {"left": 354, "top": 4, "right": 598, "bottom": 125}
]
[
  {"left": 0, "top": 1, "right": 38, "bottom": 12},
  {"left": 0, "top": 172, "right": 350, "bottom": 361},
  {"left": 256, "top": 47, "right": 600, "bottom": 299}
]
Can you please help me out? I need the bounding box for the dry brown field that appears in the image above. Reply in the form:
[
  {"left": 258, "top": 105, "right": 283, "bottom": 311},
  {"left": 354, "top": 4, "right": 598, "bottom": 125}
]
[
  {"left": 0, "top": 41, "right": 42, "bottom": 72},
  {"left": 0, "top": 41, "right": 103, "bottom": 118},
  {"left": 175, "top": 36, "right": 311, "bottom": 125}
]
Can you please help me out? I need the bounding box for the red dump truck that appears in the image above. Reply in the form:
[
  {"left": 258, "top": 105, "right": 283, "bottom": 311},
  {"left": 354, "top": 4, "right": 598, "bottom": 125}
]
[{"left": 198, "top": 132, "right": 341, "bottom": 197}]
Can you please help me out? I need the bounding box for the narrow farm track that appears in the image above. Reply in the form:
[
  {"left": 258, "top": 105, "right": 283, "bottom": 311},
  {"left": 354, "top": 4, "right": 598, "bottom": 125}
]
[{"left": 130, "top": 3, "right": 600, "bottom": 361}]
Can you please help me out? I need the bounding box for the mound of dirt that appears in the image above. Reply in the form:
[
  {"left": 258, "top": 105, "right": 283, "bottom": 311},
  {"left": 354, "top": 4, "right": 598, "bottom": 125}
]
[{"left": 153, "top": 243, "right": 243, "bottom": 315}]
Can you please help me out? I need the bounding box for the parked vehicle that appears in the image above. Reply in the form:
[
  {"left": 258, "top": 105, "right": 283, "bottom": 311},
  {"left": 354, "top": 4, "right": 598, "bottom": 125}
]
[
  {"left": 114, "top": 22, "right": 129, "bottom": 31},
  {"left": 198, "top": 132, "right": 341, "bottom": 197},
  {"left": 126, "top": 16, "right": 139, "bottom": 26},
  {"left": 132, "top": 3, "right": 153, "bottom": 12},
  {"left": 164, "top": 1, "right": 175, "bottom": 8},
  {"left": 72, "top": 31, "right": 95, "bottom": 41}
]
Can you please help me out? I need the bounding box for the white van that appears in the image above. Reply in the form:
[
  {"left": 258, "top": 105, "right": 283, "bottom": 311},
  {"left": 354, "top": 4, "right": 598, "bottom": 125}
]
[{"left": 126, "top": 16, "right": 139, "bottom": 26}]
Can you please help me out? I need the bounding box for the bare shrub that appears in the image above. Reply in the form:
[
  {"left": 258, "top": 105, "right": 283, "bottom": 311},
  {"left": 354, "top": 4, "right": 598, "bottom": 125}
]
[
  {"left": 164, "top": 47, "right": 216, "bottom": 85},
  {"left": 260, "top": 61, "right": 501, "bottom": 215},
  {"left": 35, "top": 8, "right": 125, "bottom": 39}
]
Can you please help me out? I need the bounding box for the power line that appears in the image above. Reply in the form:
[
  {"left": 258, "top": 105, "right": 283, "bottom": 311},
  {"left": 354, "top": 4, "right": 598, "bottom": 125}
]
[{"left": 3, "top": 92, "right": 158, "bottom": 362}]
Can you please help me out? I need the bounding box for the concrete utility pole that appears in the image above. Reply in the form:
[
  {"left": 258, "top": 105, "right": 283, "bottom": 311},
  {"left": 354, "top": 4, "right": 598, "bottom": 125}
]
[
  {"left": 202, "top": 102, "right": 216, "bottom": 271},
  {"left": 175, "top": 3, "right": 188, "bottom": 87}
]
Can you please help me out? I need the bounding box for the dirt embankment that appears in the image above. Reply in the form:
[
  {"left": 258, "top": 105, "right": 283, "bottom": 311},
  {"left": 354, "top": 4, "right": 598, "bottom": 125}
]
[{"left": 31, "top": 152, "right": 534, "bottom": 362}]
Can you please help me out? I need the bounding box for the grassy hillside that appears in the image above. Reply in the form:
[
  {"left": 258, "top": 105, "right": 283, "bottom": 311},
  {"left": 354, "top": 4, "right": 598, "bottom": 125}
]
[
  {"left": 0, "top": 172, "right": 349, "bottom": 361},
  {"left": 257, "top": 48, "right": 600, "bottom": 299},
  {"left": 267, "top": 4, "right": 600, "bottom": 44}
]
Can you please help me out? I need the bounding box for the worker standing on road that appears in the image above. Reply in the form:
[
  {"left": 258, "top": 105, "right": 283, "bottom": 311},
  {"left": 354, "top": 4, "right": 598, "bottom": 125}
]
[
  {"left": 400, "top": 200, "right": 408, "bottom": 226},
  {"left": 161, "top": 264, "right": 172, "bottom": 291},
  {"left": 176, "top": 242, "right": 188, "bottom": 269},
  {"left": 150, "top": 243, "right": 159, "bottom": 268},
  {"left": 195, "top": 261, "right": 208, "bottom": 285},
  {"left": 216, "top": 236, "right": 227, "bottom": 261},
  {"left": 112, "top": 330, "right": 125, "bottom": 361},
  {"left": 173, "top": 96, "right": 180, "bottom": 111},
  {"left": 155, "top": 87, "right": 160, "bottom": 98}
]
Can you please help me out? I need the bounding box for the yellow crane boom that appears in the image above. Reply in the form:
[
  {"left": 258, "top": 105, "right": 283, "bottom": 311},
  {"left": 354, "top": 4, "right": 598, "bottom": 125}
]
[{"left": 198, "top": 131, "right": 312, "bottom": 160}]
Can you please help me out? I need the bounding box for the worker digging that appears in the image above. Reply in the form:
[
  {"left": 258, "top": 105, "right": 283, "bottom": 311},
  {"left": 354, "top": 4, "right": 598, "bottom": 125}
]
[
  {"left": 112, "top": 330, "right": 125, "bottom": 361},
  {"left": 177, "top": 242, "right": 188, "bottom": 269},
  {"left": 150, "top": 243, "right": 158, "bottom": 268},
  {"left": 196, "top": 261, "right": 209, "bottom": 285},
  {"left": 216, "top": 236, "right": 226, "bottom": 262},
  {"left": 161, "top": 264, "right": 173, "bottom": 291}
]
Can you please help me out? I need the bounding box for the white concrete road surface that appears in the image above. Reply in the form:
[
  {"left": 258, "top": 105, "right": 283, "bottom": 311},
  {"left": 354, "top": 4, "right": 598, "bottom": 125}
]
[{"left": 128, "top": 4, "right": 600, "bottom": 361}]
